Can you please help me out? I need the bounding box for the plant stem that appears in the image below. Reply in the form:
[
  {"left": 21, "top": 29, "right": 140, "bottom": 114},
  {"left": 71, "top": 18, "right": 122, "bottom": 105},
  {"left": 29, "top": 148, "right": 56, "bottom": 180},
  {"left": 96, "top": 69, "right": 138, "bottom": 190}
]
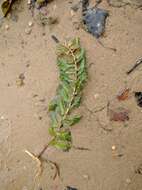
[
  {"left": 37, "top": 138, "right": 55, "bottom": 158},
  {"left": 60, "top": 45, "right": 78, "bottom": 127}
]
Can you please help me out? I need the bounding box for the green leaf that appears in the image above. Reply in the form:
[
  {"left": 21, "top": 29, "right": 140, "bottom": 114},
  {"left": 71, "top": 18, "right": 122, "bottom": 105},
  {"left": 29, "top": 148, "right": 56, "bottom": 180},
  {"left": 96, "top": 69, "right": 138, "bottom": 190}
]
[
  {"left": 76, "top": 48, "right": 85, "bottom": 63},
  {"left": 49, "top": 139, "right": 71, "bottom": 151},
  {"left": 48, "top": 98, "right": 58, "bottom": 111},
  {"left": 65, "top": 115, "right": 82, "bottom": 126},
  {"left": 48, "top": 127, "right": 56, "bottom": 136},
  {"left": 50, "top": 111, "right": 58, "bottom": 128},
  {"left": 56, "top": 130, "right": 72, "bottom": 141},
  {"left": 60, "top": 89, "right": 69, "bottom": 103},
  {"left": 71, "top": 95, "right": 82, "bottom": 109},
  {"left": 58, "top": 99, "right": 65, "bottom": 115}
]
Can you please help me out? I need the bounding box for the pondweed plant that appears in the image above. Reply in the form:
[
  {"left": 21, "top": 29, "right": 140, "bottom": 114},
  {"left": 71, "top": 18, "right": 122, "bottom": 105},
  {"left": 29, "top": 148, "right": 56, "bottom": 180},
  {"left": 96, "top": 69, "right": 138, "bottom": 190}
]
[{"left": 25, "top": 37, "right": 87, "bottom": 177}]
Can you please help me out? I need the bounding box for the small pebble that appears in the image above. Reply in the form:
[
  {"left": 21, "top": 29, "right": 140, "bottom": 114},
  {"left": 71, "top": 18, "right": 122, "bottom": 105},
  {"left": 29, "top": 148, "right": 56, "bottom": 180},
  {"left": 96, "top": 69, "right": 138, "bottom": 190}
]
[
  {"left": 27, "top": 0, "right": 31, "bottom": 5},
  {"left": 25, "top": 28, "right": 32, "bottom": 35},
  {"left": 83, "top": 174, "right": 89, "bottom": 180},
  {"left": 70, "top": 10, "right": 75, "bottom": 17},
  {"left": 1, "top": 116, "right": 5, "bottom": 120},
  {"left": 23, "top": 166, "right": 26, "bottom": 170},
  {"left": 94, "top": 94, "right": 99, "bottom": 99},
  {"left": 126, "top": 178, "right": 131, "bottom": 184},
  {"left": 5, "top": 25, "right": 9, "bottom": 30},
  {"left": 111, "top": 145, "right": 116, "bottom": 151},
  {"left": 28, "top": 21, "right": 33, "bottom": 27}
]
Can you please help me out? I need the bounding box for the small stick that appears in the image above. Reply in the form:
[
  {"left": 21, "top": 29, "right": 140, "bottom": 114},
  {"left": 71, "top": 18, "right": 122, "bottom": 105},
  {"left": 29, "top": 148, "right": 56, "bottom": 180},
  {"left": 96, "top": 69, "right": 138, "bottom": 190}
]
[
  {"left": 38, "top": 143, "right": 50, "bottom": 158},
  {"left": 127, "top": 58, "right": 142, "bottom": 75},
  {"left": 97, "top": 39, "right": 117, "bottom": 52},
  {"left": 73, "top": 145, "right": 90, "bottom": 151},
  {"left": 51, "top": 35, "right": 60, "bottom": 44}
]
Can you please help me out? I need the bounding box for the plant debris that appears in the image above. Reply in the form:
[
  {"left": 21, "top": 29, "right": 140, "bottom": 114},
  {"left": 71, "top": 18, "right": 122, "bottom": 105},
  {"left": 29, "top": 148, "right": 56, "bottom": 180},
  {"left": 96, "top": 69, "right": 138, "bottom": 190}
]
[
  {"left": 117, "top": 88, "right": 130, "bottom": 101},
  {"left": 1, "top": 0, "right": 14, "bottom": 17},
  {"left": 127, "top": 58, "right": 142, "bottom": 75},
  {"left": 25, "top": 38, "right": 87, "bottom": 178},
  {"left": 135, "top": 92, "right": 142, "bottom": 107},
  {"left": 135, "top": 164, "right": 142, "bottom": 175},
  {"left": 36, "top": 12, "right": 58, "bottom": 26},
  {"left": 109, "top": 107, "right": 129, "bottom": 122},
  {"left": 51, "top": 35, "right": 60, "bottom": 44},
  {"left": 16, "top": 73, "right": 25, "bottom": 87},
  {"left": 65, "top": 186, "right": 78, "bottom": 190}
]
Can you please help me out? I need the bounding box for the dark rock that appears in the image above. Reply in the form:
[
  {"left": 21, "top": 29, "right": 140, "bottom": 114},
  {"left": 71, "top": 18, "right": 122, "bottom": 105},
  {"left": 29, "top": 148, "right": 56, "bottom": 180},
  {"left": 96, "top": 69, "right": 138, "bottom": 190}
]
[{"left": 83, "top": 8, "right": 109, "bottom": 38}]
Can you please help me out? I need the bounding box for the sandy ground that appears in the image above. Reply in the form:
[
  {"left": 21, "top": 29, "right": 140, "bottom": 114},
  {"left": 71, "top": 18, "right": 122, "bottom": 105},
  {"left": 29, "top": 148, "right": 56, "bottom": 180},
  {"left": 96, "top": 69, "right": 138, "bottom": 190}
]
[{"left": 0, "top": 0, "right": 142, "bottom": 189}]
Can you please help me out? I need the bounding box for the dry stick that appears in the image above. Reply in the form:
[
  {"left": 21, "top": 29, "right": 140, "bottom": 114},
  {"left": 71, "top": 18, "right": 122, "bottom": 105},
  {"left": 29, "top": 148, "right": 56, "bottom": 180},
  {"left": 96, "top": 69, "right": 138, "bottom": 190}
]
[
  {"left": 127, "top": 58, "right": 142, "bottom": 75},
  {"left": 38, "top": 143, "right": 50, "bottom": 158},
  {"left": 97, "top": 39, "right": 117, "bottom": 52},
  {"left": 51, "top": 35, "right": 60, "bottom": 44}
]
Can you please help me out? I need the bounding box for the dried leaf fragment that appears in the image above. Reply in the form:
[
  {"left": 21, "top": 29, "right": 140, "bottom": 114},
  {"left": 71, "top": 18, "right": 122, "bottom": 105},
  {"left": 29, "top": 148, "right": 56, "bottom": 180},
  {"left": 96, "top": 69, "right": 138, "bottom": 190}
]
[
  {"left": 117, "top": 88, "right": 130, "bottom": 101},
  {"left": 109, "top": 107, "right": 129, "bottom": 122},
  {"left": 1, "top": 0, "right": 14, "bottom": 17}
]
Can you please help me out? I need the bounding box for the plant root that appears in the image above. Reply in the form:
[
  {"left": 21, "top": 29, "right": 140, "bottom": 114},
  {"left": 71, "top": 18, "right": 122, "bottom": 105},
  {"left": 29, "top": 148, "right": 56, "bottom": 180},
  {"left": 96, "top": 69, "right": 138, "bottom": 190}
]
[
  {"left": 24, "top": 149, "right": 60, "bottom": 180},
  {"left": 25, "top": 150, "right": 42, "bottom": 178}
]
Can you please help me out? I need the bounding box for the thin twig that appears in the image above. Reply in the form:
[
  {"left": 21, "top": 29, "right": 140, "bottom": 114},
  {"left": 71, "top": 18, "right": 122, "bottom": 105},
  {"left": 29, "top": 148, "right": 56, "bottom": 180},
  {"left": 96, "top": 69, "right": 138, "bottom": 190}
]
[
  {"left": 97, "top": 39, "right": 117, "bottom": 52},
  {"left": 127, "top": 58, "right": 142, "bottom": 75},
  {"left": 51, "top": 35, "right": 60, "bottom": 44},
  {"left": 72, "top": 145, "right": 90, "bottom": 151}
]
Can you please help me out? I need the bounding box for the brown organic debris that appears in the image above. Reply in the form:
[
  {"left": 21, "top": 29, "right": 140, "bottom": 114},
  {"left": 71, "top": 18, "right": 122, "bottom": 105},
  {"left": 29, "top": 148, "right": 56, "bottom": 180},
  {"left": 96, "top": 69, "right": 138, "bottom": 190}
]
[
  {"left": 109, "top": 107, "right": 129, "bottom": 122},
  {"left": 117, "top": 88, "right": 130, "bottom": 101},
  {"left": 16, "top": 73, "right": 25, "bottom": 87}
]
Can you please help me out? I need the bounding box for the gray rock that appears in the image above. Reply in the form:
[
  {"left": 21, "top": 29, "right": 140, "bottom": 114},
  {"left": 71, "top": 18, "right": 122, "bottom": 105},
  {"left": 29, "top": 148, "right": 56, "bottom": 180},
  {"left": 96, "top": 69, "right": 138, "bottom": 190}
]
[
  {"left": 83, "top": 8, "right": 109, "bottom": 38},
  {"left": 108, "top": 0, "right": 142, "bottom": 8}
]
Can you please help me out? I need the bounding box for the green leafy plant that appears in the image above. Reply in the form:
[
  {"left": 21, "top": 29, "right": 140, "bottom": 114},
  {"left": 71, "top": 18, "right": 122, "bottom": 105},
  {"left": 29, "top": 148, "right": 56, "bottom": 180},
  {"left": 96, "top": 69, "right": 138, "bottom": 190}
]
[
  {"left": 25, "top": 38, "right": 87, "bottom": 178},
  {"left": 47, "top": 37, "right": 87, "bottom": 151}
]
